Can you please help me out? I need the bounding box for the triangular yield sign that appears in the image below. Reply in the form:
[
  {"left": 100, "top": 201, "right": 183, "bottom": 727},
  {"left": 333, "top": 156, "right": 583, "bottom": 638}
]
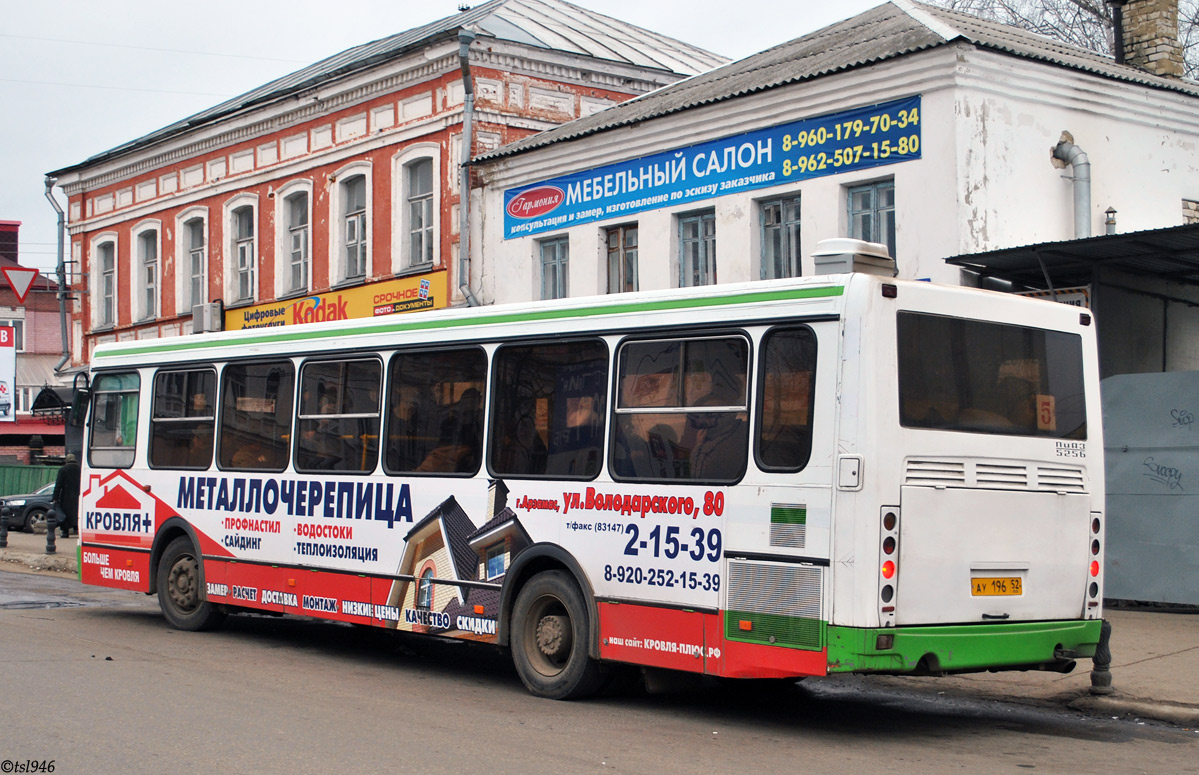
[{"left": 2, "top": 267, "right": 38, "bottom": 303}]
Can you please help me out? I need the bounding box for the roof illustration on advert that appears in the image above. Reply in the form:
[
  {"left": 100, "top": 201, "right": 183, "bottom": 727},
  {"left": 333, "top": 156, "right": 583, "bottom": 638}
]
[
  {"left": 405, "top": 495, "right": 482, "bottom": 584},
  {"left": 50, "top": 0, "right": 726, "bottom": 175},
  {"left": 478, "top": 0, "right": 1199, "bottom": 162}
]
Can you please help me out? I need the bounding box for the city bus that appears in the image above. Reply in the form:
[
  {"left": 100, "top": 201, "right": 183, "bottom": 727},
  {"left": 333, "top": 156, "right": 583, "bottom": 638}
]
[{"left": 77, "top": 250, "right": 1105, "bottom": 699}]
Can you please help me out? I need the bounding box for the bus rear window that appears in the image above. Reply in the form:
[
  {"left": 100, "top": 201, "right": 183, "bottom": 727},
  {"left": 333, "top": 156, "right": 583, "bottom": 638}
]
[{"left": 898, "top": 312, "right": 1086, "bottom": 439}]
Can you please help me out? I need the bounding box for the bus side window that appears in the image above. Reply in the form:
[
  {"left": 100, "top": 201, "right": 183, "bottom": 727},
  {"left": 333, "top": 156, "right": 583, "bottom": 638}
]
[
  {"left": 756, "top": 327, "right": 817, "bottom": 472},
  {"left": 489, "top": 340, "right": 607, "bottom": 479},
  {"left": 149, "top": 368, "right": 216, "bottom": 470},
  {"left": 384, "top": 348, "right": 486, "bottom": 476},
  {"left": 88, "top": 372, "right": 141, "bottom": 469},
  {"left": 295, "top": 359, "right": 382, "bottom": 473},
  {"left": 611, "top": 336, "right": 748, "bottom": 483},
  {"left": 218, "top": 361, "right": 294, "bottom": 472}
]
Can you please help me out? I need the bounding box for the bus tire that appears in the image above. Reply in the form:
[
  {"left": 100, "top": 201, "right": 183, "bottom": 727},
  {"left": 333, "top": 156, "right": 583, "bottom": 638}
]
[
  {"left": 510, "top": 570, "right": 603, "bottom": 700},
  {"left": 157, "top": 536, "right": 225, "bottom": 631}
]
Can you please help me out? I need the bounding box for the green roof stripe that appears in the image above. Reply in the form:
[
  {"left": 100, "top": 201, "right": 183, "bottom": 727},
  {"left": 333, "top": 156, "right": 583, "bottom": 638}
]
[{"left": 96, "top": 284, "right": 844, "bottom": 360}]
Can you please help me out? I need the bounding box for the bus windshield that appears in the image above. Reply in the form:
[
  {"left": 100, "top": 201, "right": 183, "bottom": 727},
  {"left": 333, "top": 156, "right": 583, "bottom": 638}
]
[{"left": 897, "top": 312, "right": 1086, "bottom": 439}]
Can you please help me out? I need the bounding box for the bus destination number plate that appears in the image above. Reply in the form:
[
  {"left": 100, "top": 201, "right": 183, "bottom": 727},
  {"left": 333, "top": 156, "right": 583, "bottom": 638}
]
[{"left": 971, "top": 577, "right": 1023, "bottom": 596}]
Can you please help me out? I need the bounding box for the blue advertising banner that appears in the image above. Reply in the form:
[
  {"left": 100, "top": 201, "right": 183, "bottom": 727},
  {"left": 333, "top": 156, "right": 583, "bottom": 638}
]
[{"left": 504, "top": 95, "right": 921, "bottom": 240}]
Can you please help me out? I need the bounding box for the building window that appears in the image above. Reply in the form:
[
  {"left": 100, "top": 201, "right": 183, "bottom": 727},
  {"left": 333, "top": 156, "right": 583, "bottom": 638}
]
[
  {"left": 406, "top": 159, "right": 434, "bottom": 269},
  {"left": 97, "top": 240, "right": 116, "bottom": 328},
  {"left": 231, "top": 205, "right": 256, "bottom": 302},
  {"left": 417, "top": 568, "right": 434, "bottom": 609},
  {"left": 342, "top": 174, "right": 367, "bottom": 280},
  {"left": 606, "top": 225, "right": 638, "bottom": 293},
  {"left": 286, "top": 192, "right": 310, "bottom": 294},
  {"left": 184, "top": 217, "right": 206, "bottom": 311},
  {"left": 848, "top": 179, "right": 895, "bottom": 258},
  {"left": 761, "top": 195, "right": 801, "bottom": 279},
  {"left": 137, "top": 228, "right": 159, "bottom": 320},
  {"left": 0, "top": 321, "right": 24, "bottom": 351},
  {"left": 15, "top": 387, "right": 33, "bottom": 413},
  {"left": 485, "top": 544, "right": 505, "bottom": 579},
  {"left": 679, "top": 210, "right": 716, "bottom": 287},
  {"left": 539, "top": 237, "right": 569, "bottom": 300}
]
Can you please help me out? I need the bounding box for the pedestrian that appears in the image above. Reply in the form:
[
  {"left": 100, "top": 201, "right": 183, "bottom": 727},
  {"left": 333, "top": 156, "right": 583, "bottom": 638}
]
[{"left": 52, "top": 453, "right": 81, "bottom": 538}]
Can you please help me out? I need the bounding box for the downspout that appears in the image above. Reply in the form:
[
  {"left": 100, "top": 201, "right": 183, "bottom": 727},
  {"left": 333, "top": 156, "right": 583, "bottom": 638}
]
[
  {"left": 457, "top": 29, "right": 481, "bottom": 306},
  {"left": 44, "top": 176, "right": 71, "bottom": 372},
  {"left": 1052, "top": 135, "right": 1092, "bottom": 239}
]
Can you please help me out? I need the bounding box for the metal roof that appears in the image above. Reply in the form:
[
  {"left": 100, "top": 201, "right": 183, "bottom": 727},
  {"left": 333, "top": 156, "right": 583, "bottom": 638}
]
[
  {"left": 945, "top": 223, "right": 1199, "bottom": 288},
  {"left": 49, "top": 0, "right": 725, "bottom": 177},
  {"left": 478, "top": 0, "right": 1199, "bottom": 162}
]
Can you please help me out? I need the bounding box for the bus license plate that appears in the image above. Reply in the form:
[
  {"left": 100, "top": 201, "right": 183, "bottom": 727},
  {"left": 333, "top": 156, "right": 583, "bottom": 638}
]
[{"left": 971, "top": 577, "right": 1023, "bottom": 596}]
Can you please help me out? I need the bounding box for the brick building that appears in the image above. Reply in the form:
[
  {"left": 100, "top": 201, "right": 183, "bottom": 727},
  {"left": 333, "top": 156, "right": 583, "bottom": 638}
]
[
  {"left": 0, "top": 220, "right": 69, "bottom": 462},
  {"left": 46, "top": 0, "right": 723, "bottom": 367}
]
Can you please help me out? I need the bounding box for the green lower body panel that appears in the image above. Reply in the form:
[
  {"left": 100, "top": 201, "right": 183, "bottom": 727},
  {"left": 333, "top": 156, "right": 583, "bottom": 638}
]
[{"left": 826, "top": 619, "right": 1102, "bottom": 674}]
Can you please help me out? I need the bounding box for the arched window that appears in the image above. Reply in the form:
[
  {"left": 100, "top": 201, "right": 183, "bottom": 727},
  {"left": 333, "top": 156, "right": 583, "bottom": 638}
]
[
  {"left": 175, "top": 207, "right": 208, "bottom": 315},
  {"left": 132, "top": 222, "right": 161, "bottom": 321},
  {"left": 233, "top": 205, "right": 255, "bottom": 301},
  {"left": 275, "top": 183, "right": 311, "bottom": 296},
  {"left": 417, "top": 568, "right": 434, "bottom": 609},
  {"left": 91, "top": 236, "right": 118, "bottom": 328}
]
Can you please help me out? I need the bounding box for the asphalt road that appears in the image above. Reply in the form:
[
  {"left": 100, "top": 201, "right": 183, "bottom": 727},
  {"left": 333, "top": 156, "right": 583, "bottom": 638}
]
[{"left": 1, "top": 570, "right": 1196, "bottom": 775}]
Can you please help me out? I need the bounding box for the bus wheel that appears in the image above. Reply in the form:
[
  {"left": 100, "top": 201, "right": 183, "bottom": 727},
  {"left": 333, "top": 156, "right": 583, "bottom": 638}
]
[
  {"left": 511, "top": 571, "right": 603, "bottom": 700},
  {"left": 157, "top": 537, "right": 225, "bottom": 631}
]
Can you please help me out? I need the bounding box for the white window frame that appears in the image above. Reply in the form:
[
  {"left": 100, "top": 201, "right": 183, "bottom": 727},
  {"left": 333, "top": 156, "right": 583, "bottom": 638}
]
[
  {"left": 759, "top": 194, "right": 802, "bottom": 280},
  {"left": 391, "top": 145, "right": 439, "bottom": 275},
  {"left": 274, "top": 180, "right": 313, "bottom": 297},
  {"left": 175, "top": 207, "right": 208, "bottom": 315},
  {"left": 329, "top": 162, "right": 372, "bottom": 285},
  {"left": 131, "top": 220, "right": 161, "bottom": 321},
  {"left": 605, "top": 223, "right": 639, "bottom": 293},
  {"left": 677, "top": 209, "right": 716, "bottom": 288},
  {"left": 224, "top": 194, "right": 258, "bottom": 304},
  {"left": 90, "top": 233, "right": 118, "bottom": 330},
  {"left": 847, "top": 178, "right": 896, "bottom": 258},
  {"left": 539, "top": 236, "right": 569, "bottom": 300}
]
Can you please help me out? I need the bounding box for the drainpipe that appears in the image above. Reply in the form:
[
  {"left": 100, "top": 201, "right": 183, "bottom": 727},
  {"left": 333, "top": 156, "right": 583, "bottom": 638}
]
[
  {"left": 457, "top": 29, "right": 481, "bottom": 307},
  {"left": 44, "top": 176, "right": 71, "bottom": 372},
  {"left": 1052, "top": 135, "right": 1092, "bottom": 239}
]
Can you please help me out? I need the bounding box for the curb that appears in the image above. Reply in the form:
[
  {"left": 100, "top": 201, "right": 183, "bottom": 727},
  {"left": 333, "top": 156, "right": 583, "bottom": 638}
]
[
  {"left": 0, "top": 548, "right": 77, "bottom": 576},
  {"left": 1069, "top": 694, "right": 1199, "bottom": 726}
]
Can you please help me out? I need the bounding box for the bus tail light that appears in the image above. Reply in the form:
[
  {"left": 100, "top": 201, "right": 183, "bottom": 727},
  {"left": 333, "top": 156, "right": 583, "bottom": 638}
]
[
  {"left": 1085, "top": 512, "right": 1103, "bottom": 618},
  {"left": 879, "top": 507, "right": 900, "bottom": 627}
]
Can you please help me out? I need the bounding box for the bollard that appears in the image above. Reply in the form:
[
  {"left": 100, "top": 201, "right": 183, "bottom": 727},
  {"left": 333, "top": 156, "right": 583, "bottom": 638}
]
[
  {"left": 0, "top": 506, "right": 9, "bottom": 548},
  {"left": 45, "top": 509, "right": 57, "bottom": 554},
  {"left": 1089, "top": 619, "right": 1114, "bottom": 695}
]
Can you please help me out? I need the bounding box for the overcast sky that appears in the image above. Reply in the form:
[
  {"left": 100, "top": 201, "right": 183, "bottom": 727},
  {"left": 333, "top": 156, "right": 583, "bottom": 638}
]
[{"left": 1, "top": 0, "right": 882, "bottom": 274}]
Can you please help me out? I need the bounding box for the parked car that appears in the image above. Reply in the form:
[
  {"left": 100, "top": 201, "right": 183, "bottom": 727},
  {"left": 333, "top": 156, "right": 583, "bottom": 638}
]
[{"left": 0, "top": 482, "right": 56, "bottom": 533}]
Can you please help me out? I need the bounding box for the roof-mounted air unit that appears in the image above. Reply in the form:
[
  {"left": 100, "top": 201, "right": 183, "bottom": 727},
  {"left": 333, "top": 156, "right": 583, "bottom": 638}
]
[{"left": 811, "top": 238, "right": 896, "bottom": 277}]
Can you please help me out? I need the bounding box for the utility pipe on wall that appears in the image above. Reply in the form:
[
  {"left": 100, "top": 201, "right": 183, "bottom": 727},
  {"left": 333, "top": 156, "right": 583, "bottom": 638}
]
[
  {"left": 1052, "top": 134, "right": 1092, "bottom": 239},
  {"left": 43, "top": 176, "right": 71, "bottom": 372},
  {"left": 457, "top": 29, "right": 481, "bottom": 307}
]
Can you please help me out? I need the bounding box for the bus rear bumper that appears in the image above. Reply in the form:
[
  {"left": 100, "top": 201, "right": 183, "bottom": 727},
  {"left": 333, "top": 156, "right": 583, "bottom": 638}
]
[{"left": 826, "top": 619, "right": 1102, "bottom": 675}]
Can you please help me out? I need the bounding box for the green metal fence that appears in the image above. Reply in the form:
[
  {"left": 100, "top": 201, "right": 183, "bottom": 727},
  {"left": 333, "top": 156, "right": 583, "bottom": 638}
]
[{"left": 0, "top": 465, "right": 60, "bottom": 497}]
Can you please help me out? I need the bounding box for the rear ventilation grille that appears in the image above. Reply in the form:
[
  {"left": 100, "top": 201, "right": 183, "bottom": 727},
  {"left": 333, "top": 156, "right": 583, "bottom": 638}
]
[
  {"left": 905, "top": 458, "right": 1086, "bottom": 493},
  {"left": 726, "top": 560, "right": 823, "bottom": 650},
  {"left": 976, "top": 463, "right": 1029, "bottom": 488},
  {"left": 904, "top": 459, "right": 966, "bottom": 487}
]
